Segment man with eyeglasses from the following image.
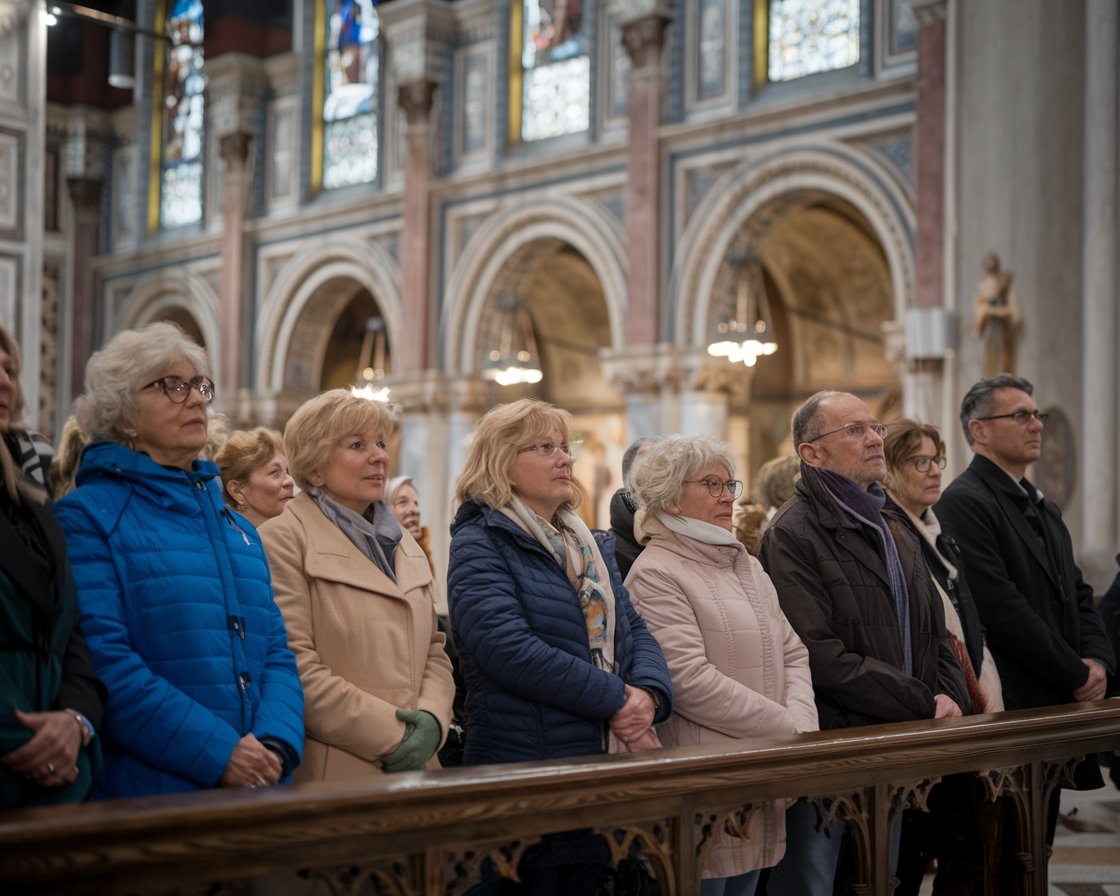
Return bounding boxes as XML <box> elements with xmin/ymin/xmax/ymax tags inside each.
<box><xmin>756</xmin><ymin>390</ymin><xmax>970</xmax><ymax>896</ymax></box>
<box><xmin>935</xmin><ymin>374</ymin><xmax>1115</xmax><ymax>840</ymax></box>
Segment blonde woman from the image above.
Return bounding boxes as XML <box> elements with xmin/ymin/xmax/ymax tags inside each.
<box><xmin>448</xmin><ymin>398</ymin><xmax>671</xmax><ymax>894</ymax></box>
<box><xmin>260</xmin><ymin>390</ymin><xmax>453</xmax><ymax>781</ymax></box>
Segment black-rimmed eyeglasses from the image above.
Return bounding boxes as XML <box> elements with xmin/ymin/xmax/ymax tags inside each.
<box><xmin>809</xmin><ymin>422</ymin><xmax>889</xmax><ymax>443</ymax></box>
<box><xmin>683</xmin><ymin>477</ymin><xmax>743</xmax><ymax>499</ymax></box>
<box><xmin>142</xmin><ymin>375</ymin><xmax>216</xmax><ymax>404</ymax></box>
<box><xmin>906</xmin><ymin>455</ymin><xmax>947</xmax><ymax>473</ymax></box>
<box><xmin>975</xmin><ymin>410</ymin><xmax>1048</xmax><ymax>425</ymax></box>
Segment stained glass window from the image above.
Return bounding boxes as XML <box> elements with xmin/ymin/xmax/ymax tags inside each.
<box><xmin>520</xmin><ymin>0</ymin><xmax>590</xmax><ymax>142</ymax></box>
<box><xmin>324</xmin><ymin>0</ymin><xmax>379</xmax><ymax>189</ymax></box>
<box><xmin>768</xmin><ymin>0</ymin><xmax>860</xmax><ymax>82</ymax></box>
<box><xmin>160</xmin><ymin>0</ymin><xmax>204</xmax><ymax>228</ymax></box>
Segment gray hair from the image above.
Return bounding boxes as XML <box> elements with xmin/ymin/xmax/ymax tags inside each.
<box><xmin>791</xmin><ymin>390</ymin><xmax>841</xmax><ymax>446</ymax></box>
<box><xmin>621</xmin><ymin>436</ymin><xmax>660</xmax><ymax>489</ymax></box>
<box><xmin>628</xmin><ymin>434</ymin><xmax>735</xmax><ymax>517</ymax></box>
<box><xmin>959</xmin><ymin>373</ymin><xmax>1034</xmax><ymax>445</ymax></box>
<box><xmin>74</xmin><ymin>321</ymin><xmax>211</xmax><ymax>444</ymax></box>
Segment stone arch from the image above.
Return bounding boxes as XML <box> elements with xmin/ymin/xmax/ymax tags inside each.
<box><xmin>670</xmin><ymin>142</ymin><xmax>916</xmax><ymax>351</ymax></box>
<box><xmin>440</xmin><ymin>196</ymin><xmax>628</xmax><ymax>377</ymax></box>
<box><xmin>114</xmin><ymin>271</ymin><xmax>220</xmax><ymax>377</ymax></box>
<box><xmin>256</xmin><ymin>238</ymin><xmax>403</xmax><ymax>393</ymax></box>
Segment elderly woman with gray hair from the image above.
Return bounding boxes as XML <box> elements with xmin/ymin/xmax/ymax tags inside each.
<box><xmin>259</xmin><ymin>390</ymin><xmax>454</xmax><ymax>782</ymax></box>
<box><xmin>625</xmin><ymin>434</ymin><xmax>818</xmax><ymax>896</ymax></box>
<box><xmin>53</xmin><ymin>321</ymin><xmax>304</xmax><ymax>798</ymax></box>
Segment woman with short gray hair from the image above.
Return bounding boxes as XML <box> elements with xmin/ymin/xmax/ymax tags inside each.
<box><xmin>54</xmin><ymin>321</ymin><xmax>304</xmax><ymax>798</ymax></box>
<box><xmin>626</xmin><ymin>434</ymin><xmax>818</xmax><ymax>896</ymax></box>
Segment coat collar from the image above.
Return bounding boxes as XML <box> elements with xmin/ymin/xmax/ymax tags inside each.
<box><xmin>288</xmin><ymin>492</ymin><xmax>432</xmax><ymax>597</ymax></box>
<box><xmin>966</xmin><ymin>454</ymin><xmax>1061</xmax><ymax>590</ymax></box>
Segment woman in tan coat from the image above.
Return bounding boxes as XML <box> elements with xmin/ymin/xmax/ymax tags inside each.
<box><xmin>625</xmin><ymin>435</ymin><xmax>818</xmax><ymax>896</ymax></box>
<box><xmin>260</xmin><ymin>390</ymin><xmax>454</xmax><ymax>782</ymax></box>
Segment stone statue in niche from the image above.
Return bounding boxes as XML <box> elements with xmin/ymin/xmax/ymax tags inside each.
<box><xmin>972</xmin><ymin>252</ymin><xmax>1021</xmax><ymax>376</ymax></box>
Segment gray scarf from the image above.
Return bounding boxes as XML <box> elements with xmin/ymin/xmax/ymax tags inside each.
<box><xmin>308</xmin><ymin>488</ymin><xmax>401</xmax><ymax>583</ymax></box>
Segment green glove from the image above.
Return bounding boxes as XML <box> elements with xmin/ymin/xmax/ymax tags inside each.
<box><xmin>381</xmin><ymin>709</ymin><xmax>441</xmax><ymax>773</ymax></box>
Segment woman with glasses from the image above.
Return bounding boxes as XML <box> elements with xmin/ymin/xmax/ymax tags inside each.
<box><xmin>625</xmin><ymin>435</ymin><xmax>818</xmax><ymax>896</ymax></box>
<box><xmin>448</xmin><ymin>398</ymin><xmax>671</xmax><ymax>895</ymax></box>
<box><xmin>54</xmin><ymin>322</ymin><xmax>304</xmax><ymax>798</ymax></box>
<box><xmin>259</xmin><ymin>391</ymin><xmax>454</xmax><ymax>782</ymax></box>
<box><xmin>882</xmin><ymin>418</ymin><xmax>1003</xmax><ymax>896</ymax></box>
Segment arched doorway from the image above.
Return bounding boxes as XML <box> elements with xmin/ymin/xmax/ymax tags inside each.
<box><xmin>474</xmin><ymin>238</ymin><xmax>623</xmax><ymax>528</ymax></box>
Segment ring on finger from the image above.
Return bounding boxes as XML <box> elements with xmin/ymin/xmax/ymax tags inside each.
<box><xmin>46</xmin><ymin>762</ymin><xmax>55</xmax><ymax>774</ymax></box>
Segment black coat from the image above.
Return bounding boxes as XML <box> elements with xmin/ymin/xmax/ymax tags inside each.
<box><xmin>935</xmin><ymin>454</ymin><xmax>1115</xmax><ymax>711</ymax></box>
<box><xmin>758</xmin><ymin>475</ymin><xmax>970</xmax><ymax>730</ymax></box>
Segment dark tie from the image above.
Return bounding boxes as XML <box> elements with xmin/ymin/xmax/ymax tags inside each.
<box><xmin>1019</xmin><ymin>479</ymin><xmax>1047</xmax><ymax>542</ymax></box>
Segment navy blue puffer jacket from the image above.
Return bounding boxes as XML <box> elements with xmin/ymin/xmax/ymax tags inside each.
<box><xmin>448</xmin><ymin>500</ymin><xmax>671</xmax><ymax>765</ymax></box>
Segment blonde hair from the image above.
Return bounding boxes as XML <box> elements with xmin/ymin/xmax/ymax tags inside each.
<box><xmin>0</xmin><ymin>325</ymin><xmax>34</xmax><ymax>505</ymax></box>
<box><xmin>284</xmin><ymin>390</ymin><xmax>400</xmax><ymax>492</ymax></box>
<box><xmin>215</xmin><ymin>427</ymin><xmax>285</xmax><ymax>508</ymax></box>
<box><xmin>49</xmin><ymin>416</ymin><xmax>90</xmax><ymax>500</ymax></box>
<box><xmin>628</xmin><ymin>434</ymin><xmax>735</xmax><ymax>517</ymax></box>
<box><xmin>454</xmin><ymin>398</ymin><xmax>581</xmax><ymax>516</ymax></box>
<box><xmin>74</xmin><ymin>321</ymin><xmax>211</xmax><ymax>444</ymax></box>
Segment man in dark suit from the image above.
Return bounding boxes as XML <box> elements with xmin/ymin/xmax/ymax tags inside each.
<box><xmin>936</xmin><ymin>373</ymin><xmax>1115</xmax><ymax>838</ymax></box>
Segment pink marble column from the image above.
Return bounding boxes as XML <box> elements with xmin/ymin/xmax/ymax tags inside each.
<box><xmin>621</xmin><ymin>11</ymin><xmax>670</xmax><ymax>345</ymax></box>
<box><xmin>218</xmin><ymin>131</ymin><xmax>251</xmax><ymax>400</ymax></box>
<box><xmin>913</xmin><ymin>0</ymin><xmax>947</xmax><ymax>309</ymax></box>
<box><xmin>66</xmin><ymin>176</ymin><xmax>103</xmax><ymax>398</ymax></box>
<box><xmin>398</xmin><ymin>80</ymin><xmax>438</xmax><ymax>373</ymax></box>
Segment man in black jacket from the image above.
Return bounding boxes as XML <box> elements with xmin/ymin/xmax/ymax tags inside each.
<box><xmin>936</xmin><ymin>373</ymin><xmax>1115</xmax><ymax>838</ymax></box>
<box><xmin>757</xmin><ymin>390</ymin><xmax>969</xmax><ymax>895</ymax></box>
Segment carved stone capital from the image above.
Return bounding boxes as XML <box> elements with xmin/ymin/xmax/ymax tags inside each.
<box><xmin>64</xmin><ymin>118</ymin><xmax>108</xmax><ymax>182</ymax></box>
<box><xmin>398</xmin><ymin>79</ymin><xmax>439</xmax><ymax>125</ymax></box>
<box><xmin>910</xmin><ymin>0</ymin><xmax>948</xmax><ymax>27</ymax></box>
<box><xmin>620</xmin><ymin>10</ymin><xmax>672</xmax><ymax>69</ymax></box>
<box><xmin>65</xmin><ymin>176</ymin><xmax>103</xmax><ymax>211</ymax></box>
<box><xmin>219</xmin><ymin>131</ymin><xmax>252</xmax><ymax>166</ymax></box>
<box><xmin>389</xmin><ymin>372</ymin><xmax>490</xmax><ymax>416</ymax></box>
<box><xmin>380</xmin><ymin>0</ymin><xmax>456</xmax><ymax>85</ymax></box>
<box><xmin>205</xmin><ymin>53</ymin><xmax>269</xmax><ymax>141</ymax></box>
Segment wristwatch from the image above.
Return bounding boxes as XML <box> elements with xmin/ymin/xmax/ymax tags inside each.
<box><xmin>66</xmin><ymin>709</ymin><xmax>95</xmax><ymax>748</ymax></box>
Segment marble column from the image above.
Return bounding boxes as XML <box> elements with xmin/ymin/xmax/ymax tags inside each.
<box><xmin>906</xmin><ymin>0</ymin><xmax>953</xmax><ymax>438</ymax></box>
<box><xmin>207</xmin><ymin>53</ymin><xmax>266</xmax><ymax>419</ymax></box>
<box><xmin>65</xmin><ymin>176</ymin><xmax>103</xmax><ymax>400</ymax></box>
<box><xmin>619</xmin><ymin>2</ymin><xmax>671</xmax><ymax>347</ymax></box>
<box><xmin>1079</xmin><ymin>0</ymin><xmax>1119</xmax><ymax>586</ymax></box>
<box><xmin>0</xmin><ymin>1</ymin><xmax>46</xmax><ymax>426</ymax></box>
<box><xmin>398</xmin><ymin>79</ymin><xmax>438</xmax><ymax>373</ymax></box>
<box><xmin>218</xmin><ymin>130</ymin><xmax>251</xmax><ymax>410</ymax></box>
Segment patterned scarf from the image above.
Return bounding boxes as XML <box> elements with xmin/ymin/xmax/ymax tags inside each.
<box><xmin>802</xmin><ymin>463</ymin><xmax>913</xmax><ymax>676</ymax></box>
<box><xmin>501</xmin><ymin>498</ymin><xmax>617</xmax><ymax>674</ymax></box>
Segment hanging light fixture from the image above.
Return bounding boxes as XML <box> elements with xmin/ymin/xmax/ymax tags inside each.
<box><xmin>108</xmin><ymin>28</ymin><xmax>136</xmax><ymax>90</ymax></box>
<box><xmin>707</xmin><ymin>250</ymin><xmax>778</xmax><ymax>367</ymax></box>
<box><xmin>351</xmin><ymin>317</ymin><xmax>391</xmax><ymax>401</ymax></box>
<box><xmin>481</xmin><ymin>296</ymin><xmax>543</xmax><ymax>386</ymax></box>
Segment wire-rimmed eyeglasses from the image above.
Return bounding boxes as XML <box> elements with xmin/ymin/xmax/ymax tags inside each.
<box><xmin>809</xmin><ymin>422</ymin><xmax>890</xmax><ymax>443</ymax></box>
<box><xmin>141</xmin><ymin>375</ymin><xmax>216</xmax><ymax>404</ymax></box>
<box><xmin>683</xmin><ymin>477</ymin><xmax>744</xmax><ymax>499</ymax></box>
<box><xmin>975</xmin><ymin>410</ymin><xmax>1049</xmax><ymax>425</ymax></box>
<box><xmin>518</xmin><ymin>441</ymin><xmax>578</xmax><ymax>462</ymax></box>
<box><xmin>906</xmin><ymin>455</ymin><xmax>947</xmax><ymax>473</ymax></box>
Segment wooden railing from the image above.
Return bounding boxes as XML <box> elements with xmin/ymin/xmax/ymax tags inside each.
<box><xmin>1</xmin><ymin>701</ymin><xmax>1118</xmax><ymax>896</ymax></box>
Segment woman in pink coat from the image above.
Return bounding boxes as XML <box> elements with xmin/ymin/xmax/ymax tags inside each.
<box><xmin>625</xmin><ymin>435</ymin><xmax>818</xmax><ymax>896</ymax></box>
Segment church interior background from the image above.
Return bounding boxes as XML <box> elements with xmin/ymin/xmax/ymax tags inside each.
<box><xmin>1</xmin><ymin>0</ymin><xmax>1118</xmax><ymax>599</ymax></box>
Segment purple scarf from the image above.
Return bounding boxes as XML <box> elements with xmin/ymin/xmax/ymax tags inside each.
<box><xmin>802</xmin><ymin>463</ymin><xmax>913</xmax><ymax>675</ymax></box>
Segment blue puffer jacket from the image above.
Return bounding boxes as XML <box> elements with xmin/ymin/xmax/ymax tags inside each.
<box><xmin>448</xmin><ymin>500</ymin><xmax>672</xmax><ymax>765</ymax></box>
<box><xmin>54</xmin><ymin>442</ymin><xmax>304</xmax><ymax>797</ymax></box>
